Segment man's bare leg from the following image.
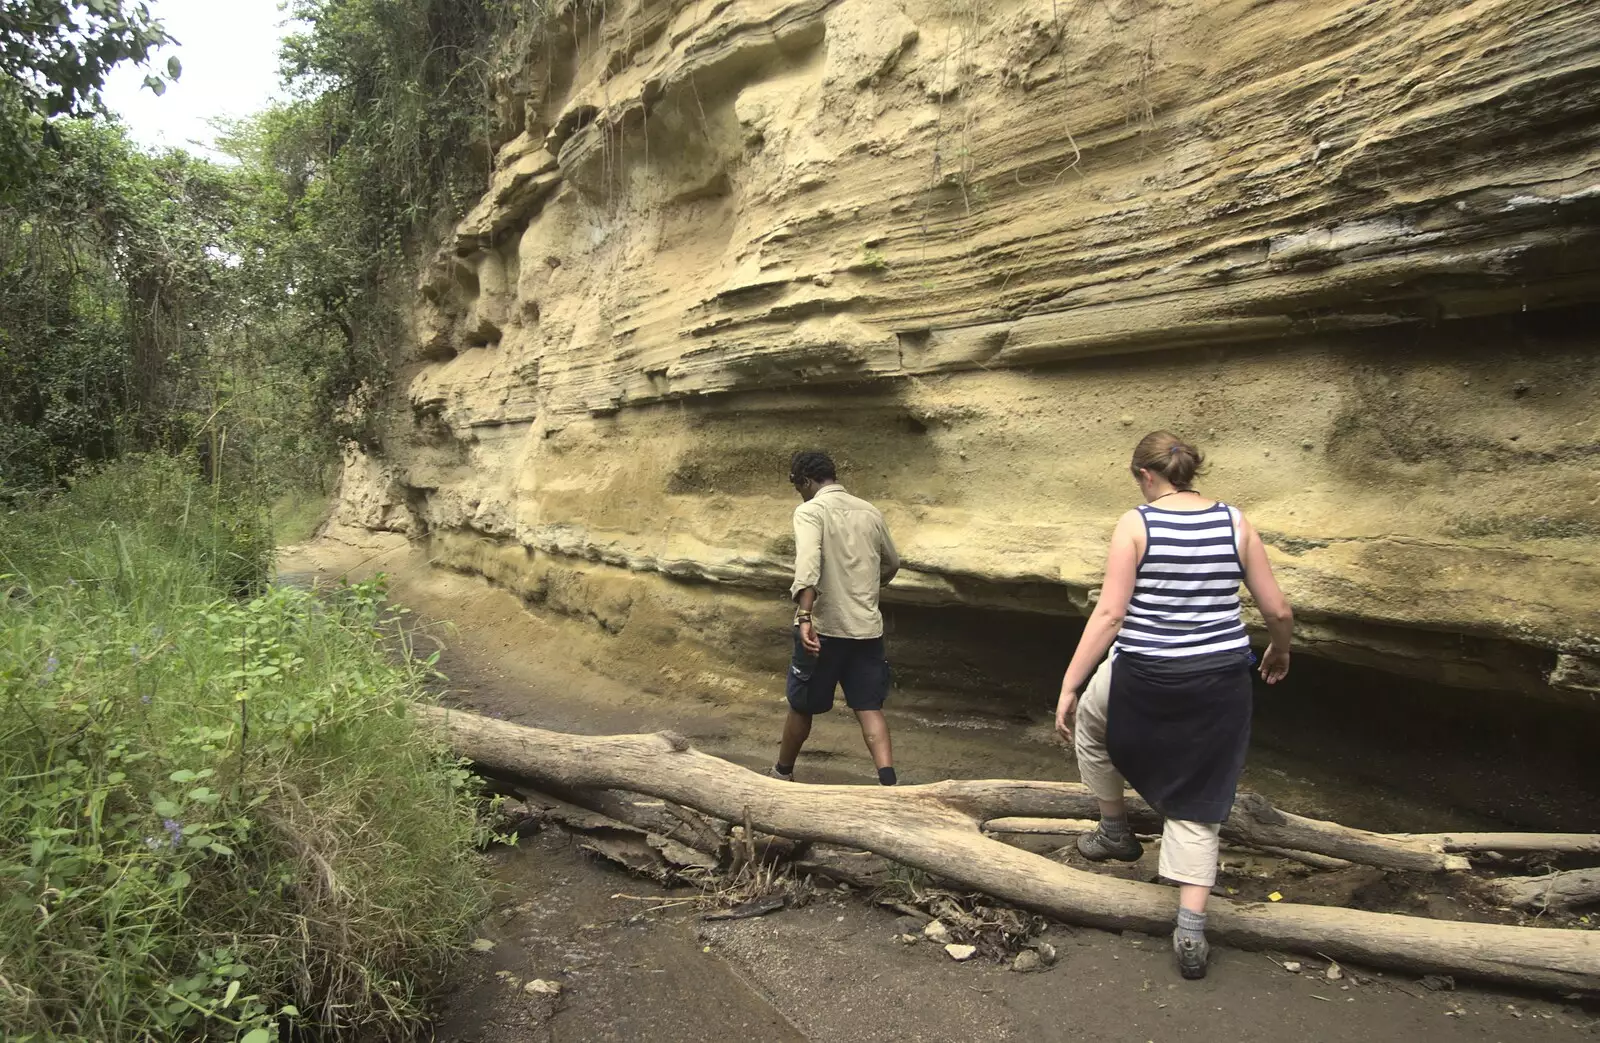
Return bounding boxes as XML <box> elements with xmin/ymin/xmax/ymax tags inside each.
<box><xmin>855</xmin><ymin>709</ymin><xmax>894</xmax><ymax>771</ymax></box>
<box><xmin>775</xmin><ymin>711</ymin><xmax>812</xmax><ymax>776</ymax></box>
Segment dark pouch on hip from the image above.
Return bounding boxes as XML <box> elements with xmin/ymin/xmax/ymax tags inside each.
<box><xmin>789</xmin><ymin>625</ymin><xmax>817</xmax><ymax>680</ymax></box>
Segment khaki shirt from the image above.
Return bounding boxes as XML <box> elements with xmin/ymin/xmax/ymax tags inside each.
<box><xmin>790</xmin><ymin>484</ymin><xmax>900</xmax><ymax>639</ymax></box>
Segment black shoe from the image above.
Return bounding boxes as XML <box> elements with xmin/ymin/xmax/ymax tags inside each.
<box><xmin>1076</xmin><ymin>827</ymin><xmax>1144</xmax><ymax>862</ymax></box>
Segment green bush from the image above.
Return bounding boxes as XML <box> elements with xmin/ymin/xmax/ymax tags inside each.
<box><xmin>0</xmin><ymin>457</ymin><xmax>490</xmax><ymax>1041</ymax></box>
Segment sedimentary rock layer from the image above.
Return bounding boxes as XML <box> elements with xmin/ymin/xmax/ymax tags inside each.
<box><xmin>339</xmin><ymin>0</ymin><xmax>1600</xmax><ymax>703</ymax></box>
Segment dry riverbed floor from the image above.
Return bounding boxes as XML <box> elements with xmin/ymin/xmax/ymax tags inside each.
<box><xmin>436</xmin><ymin>830</ymin><xmax>1593</xmax><ymax>1043</ymax></box>
<box><xmin>279</xmin><ymin>535</ymin><xmax>1599</xmax><ymax>1042</ymax></box>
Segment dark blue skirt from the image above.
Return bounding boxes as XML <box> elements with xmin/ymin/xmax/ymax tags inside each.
<box><xmin>1105</xmin><ymin>649</ymin><xmax>1253</xmax><ymax>823</ymax></box>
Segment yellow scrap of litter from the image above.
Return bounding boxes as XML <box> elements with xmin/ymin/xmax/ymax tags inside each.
<box><xmin>1268</xmin><ymin>891</ymin><xmax>1284</xmax><ymax>902</ymax></box>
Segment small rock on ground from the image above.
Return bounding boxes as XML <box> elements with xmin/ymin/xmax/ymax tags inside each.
<box><xmin>1012</xmin><ymin>950</ymin><xmax>1042</xmax><ymax>973</ymax></box>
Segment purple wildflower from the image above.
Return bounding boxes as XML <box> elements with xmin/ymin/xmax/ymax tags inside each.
<box><xmin>38</xmin><ymin>655</ymin><xmax>58</xmax><ymax>686</ymax></box>
<box><xmin>141</xmin><ymin>694</ymin><xmax>152</xmax><ymax>705</ymax></box>
<box><xmin>162</xmin><ymin>818</ymin><xmax>183</xmax><ymax>850</ymax></box>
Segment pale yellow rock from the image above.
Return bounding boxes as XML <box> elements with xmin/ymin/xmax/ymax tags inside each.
<box><xmin>341</xmin><ymin>0</ymin><xmax>1600</xmax><ymax>703</ymax></box>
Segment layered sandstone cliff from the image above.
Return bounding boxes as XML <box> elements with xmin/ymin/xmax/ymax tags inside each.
<box><xmin>335</xmin><ymin>0</ymin><xmax>1600</xmax><ymax>705</ymax></box>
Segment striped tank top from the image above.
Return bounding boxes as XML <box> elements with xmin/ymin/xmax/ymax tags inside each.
<box><xmin>1113</xmin><ymin>501</ymin><xmax>1250</xmax><ymax>659</ymax></box>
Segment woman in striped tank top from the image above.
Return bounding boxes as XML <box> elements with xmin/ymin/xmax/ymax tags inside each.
<box><xmin>1054</xmin><ymin>431</ymin><xmax>1294</xmax><ymax>980</ymax></box>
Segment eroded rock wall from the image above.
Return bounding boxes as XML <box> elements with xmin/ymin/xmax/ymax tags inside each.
<box><xmin>338</xmin><ymin>0</ymin><xmax>1600</xmax><ymax>704</ymax></box>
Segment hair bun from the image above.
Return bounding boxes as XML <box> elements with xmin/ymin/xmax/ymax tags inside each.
<box><xmin>1132</xmin><ymin>431</ymin><xmax>1205</xmax><ymax>490</ymax></box>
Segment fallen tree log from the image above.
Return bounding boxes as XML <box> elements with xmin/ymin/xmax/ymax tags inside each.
<box><xmin>1394</xmin><ymin>832</ymin><xmax>1600</xmax><ymax>856</ymax></box>
<box><xmin>418</xmin><ymin>706</ymin><xmax>1600</xmax><ymax>995</ymax></box>
<box><xmin>982</xmin><ymin>817</ymin><xmax>1352</xmax><ymax>871</ymax></box>
<box><xmin>1488</xmin><ymin>869</ymin><xmax>1600</xmax><ymax>912</ymax></box>
<box><xmin>935</xmin><ymin>783</ymin><xmax>1466</xmax><ymax>873</ymax></box>
<box><xmin>511</xmin><ymin>788</ymin><xmax>720</xmax><ymax>881</ymax></box>
<box><xmin>1248</xmin><ymin>846</ymin><xmax>1354</xmax><ymax>872</ymax></box>
<box><xmin>983</xmin><ymin>817</ymin><xmax>1100</xmax><ymax>835</ymax></box>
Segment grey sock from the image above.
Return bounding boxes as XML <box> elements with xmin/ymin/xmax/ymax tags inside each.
<box><xmin>1175</xmin><ymin>907</ymin><xmax>1207</xmax><ymax>944</ymax></box>
<box><xmin>1100</xmin><ymin>813</ymin><xmax>1131</xmax><ymax>840</ymax></box>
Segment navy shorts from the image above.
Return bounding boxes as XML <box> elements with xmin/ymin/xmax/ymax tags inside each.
<box><xmin>786</xmin><ymin>628</ymin><xmax>891</xmax><ymax>714</ymax></box>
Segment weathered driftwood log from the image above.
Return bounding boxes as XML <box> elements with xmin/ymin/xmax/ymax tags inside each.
<box><xmin>1247</xmin><ymin>846</ymin><xmax>1354</xmax><ymax>872</ymax></box>
<box><xmin>983</xmin><ymin>817</ymin><xmax>1352</xmax><ymax>871</ymax></box>
<box><xmin>419</xmin><ymin>707</ymin><xmax>1600</xmax><ymax>995</ymax></box>
<box><xmin>1488</xmin><ymin>869</ymin><xmax>1600</xmax><ymax>912</ymax></box>
<box><xmin>983</xmin><ymin>817</ymin><xmax>1101</xmax><ymax>835</ymax></box>
<box><xmin>1394</xmin><ymin>833</ymin><xmax>1600</xmax><ymax>856</ymax></box>
<box><xmin>511</xmin><ymin>788</ymin><xmax>720</xmax><ymax>881</ymax></box>
<box><xmin>937</xmin><ymin>783</ymin><xmax>1467</xmax><ymax>872</ymax></box>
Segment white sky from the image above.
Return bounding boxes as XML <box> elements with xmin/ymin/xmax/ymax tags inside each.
<box><xmin>102</xmin><ymin>0</ymin><xmax>295</xmax><ymax>158</ymax></box>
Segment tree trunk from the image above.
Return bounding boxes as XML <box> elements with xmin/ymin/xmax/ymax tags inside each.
<box><xmin>418</xmin><ymin>707</ymin><xmax>1600</xmax><ymax>995</ymax></box>
<box><xmin>1488</xmin><ymin>869</ymin><xmax>1600</xmax><ymax>912</ymax></box>
<box><xmin>1395</xmin><ymin>833</ymin><xmax>1600</xmax><ymax>856</ymax></box>
<box><xmin>983</xmin><ymin>817</ymin><xmax>1101</xmax><ymax>835</ymax></box>
<box><xmin>938</xmin><ymin>783</ymin><xmax>1466</xmax><ymax>872</ymax></box>
<box><xmin>1247</xmin><ymin>846</ymin><xmax>1353</xmax><ymax>871</ymax></box>
<box><xmin>983</xmin><ymin>817</ymin><xmax>1353</xmax><ymax>870</ymax></box>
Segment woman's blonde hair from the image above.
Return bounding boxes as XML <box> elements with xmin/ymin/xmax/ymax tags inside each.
<box><xmin>1131</xmin><ymin>430</ymin><xmax>1204</xmax><ymax>490</ymax></box>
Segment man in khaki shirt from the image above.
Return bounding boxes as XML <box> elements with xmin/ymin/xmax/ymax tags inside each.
<box><xmin>770</xmin><ymin>451</ymin><xmax>901</xmax><ymax>785</ymax></box>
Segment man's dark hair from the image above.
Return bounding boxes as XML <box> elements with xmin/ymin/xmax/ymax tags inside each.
<box><xmin>789</xmin><ymin>450</ymin><xmax>837</xmax><ymax>484</ymax></box>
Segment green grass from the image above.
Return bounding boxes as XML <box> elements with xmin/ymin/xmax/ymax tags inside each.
<box><xmin>270</xmin><ymin>488</ymin><xmax>331</xmax><ymax>545</ymax></box>
<box><xmin>0</xmin><ymin>456</ymin><xmax>490</xmax><ymax>1042</ymax></box>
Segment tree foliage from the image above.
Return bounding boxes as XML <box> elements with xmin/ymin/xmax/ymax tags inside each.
<box><xmin>0</xmin><ymin>0</ymin><xmax>179</xmax><ymax>181</ymax></box>
<box><xmin>0</xmin><ymin>4</ymin><xmax>543</xmax><ymax>1036</ymax></box>
<box><xmin>0</xmin><ymin>0</ymin><xmax>531</xmax><ymax>492</ymax></box>
<box><xmin>0</xmin><ymin>0</ymin><xmax>173</xmax><ymax>116</ymax></box>
<box><xmin>0</xmin><ymin>123</ymin><xmax>289</xmax><ymax>495</ymax></box>
<box><xmin>259</xmin><ymin>0</ymin><xmax>511</xmax><ymax>442</ymax></box>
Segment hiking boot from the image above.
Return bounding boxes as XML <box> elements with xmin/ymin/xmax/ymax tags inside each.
<box><xmin>1076</xmin><ymin>826</ymin><xmax>1143</xmax><ymax>863</ymax></box>
<box><xmin>766</xmin><ymin>766</ymin><xmax>795</xmax><ymax>782</ymax></box>
<box><xmin>1173</xmin><ymin>929</ymin><xmax>1209</xmax><ymax>980</ymax></box>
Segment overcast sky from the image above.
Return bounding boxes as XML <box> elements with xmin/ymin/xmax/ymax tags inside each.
<box><xmin>102</xmin><ymin>0</ymin><xmax>295</xmax><ymax>158</ymax></box>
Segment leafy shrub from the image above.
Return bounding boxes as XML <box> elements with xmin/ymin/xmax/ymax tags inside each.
<box><xmin>0</xmin><ymin>456</ymin><xmax>489</xmax><ymax>1041</ymax></box>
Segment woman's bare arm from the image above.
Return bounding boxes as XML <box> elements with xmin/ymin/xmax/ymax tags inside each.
<box><xmin>1237</xmin><ymin>512</ymin><xmax>1293</xmax><ymax>683</ymax></box>
<box><xmin>1055</xmin><ymin>510</ymin><xmax>1141</xmax><ymax>740</ymax></box>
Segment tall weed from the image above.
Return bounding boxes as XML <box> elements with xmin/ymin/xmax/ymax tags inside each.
<box><xmin>0</xmin><ymin>456</ymin><xmax>489</xmax><ymax>1041</ymax></box>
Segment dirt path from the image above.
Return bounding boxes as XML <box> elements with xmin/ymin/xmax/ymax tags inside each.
<box><xmin>278</xmin><ymin>535</ymin><xmax>1599</xmax><ymax>1041</ymax></box>
<box><xmin>437</xmin><ymin>829</ymin><xmax>1593</xmax><ymax>1043</ymax></box>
